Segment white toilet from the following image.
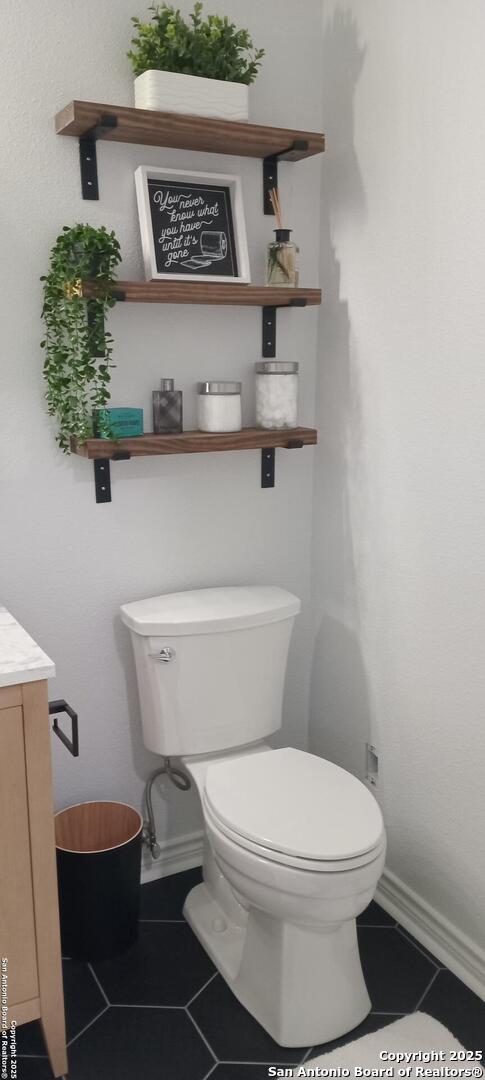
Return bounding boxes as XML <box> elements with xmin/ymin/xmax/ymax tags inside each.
<box><xmin>121</xmin><ymin>586</ymin><xmax>386</xmax><ymax>1048</ymax></box>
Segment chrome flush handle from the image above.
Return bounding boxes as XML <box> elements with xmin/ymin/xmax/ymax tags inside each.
<box><xmin>149</xmin><ymin>646</ymin><xmax>176</xmax><ymax>662</ymax></box>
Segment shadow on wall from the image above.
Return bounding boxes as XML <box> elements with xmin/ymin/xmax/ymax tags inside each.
<box><xmin>309</xmin><ymin>8</ymin><xmax>371</xmax><ymax>781</ymax></box>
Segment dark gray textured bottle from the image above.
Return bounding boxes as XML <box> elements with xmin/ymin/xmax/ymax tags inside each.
<box><xmin>152</xmin><ymin>379</ymin><xmax>183</xmax><ymax>434</ymax></box>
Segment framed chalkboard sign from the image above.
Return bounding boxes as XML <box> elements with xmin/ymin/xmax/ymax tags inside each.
<box><xmin>135</xmin><ymin>166</ymin><xmax>250</xmax><ymax>284</ymax></box>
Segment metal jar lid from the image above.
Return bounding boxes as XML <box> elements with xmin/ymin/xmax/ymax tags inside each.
<box><xmin>197</xmin><ymin>381</ymin><xmax>242</xmax><ymax>395</ymax></box>
<box><xmin>254</xmin><ymin>362</ymin><xmax>299</xmax><ymax>374</ymax></box>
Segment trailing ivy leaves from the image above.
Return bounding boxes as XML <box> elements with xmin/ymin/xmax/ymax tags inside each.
<box><xmin>41</xmin><ymin>224</ymin><xmax>121</xmax><ymax>453</ymax></box>
<box><xmin>128</xmin><ymin>2</ymin><xmax>265</xmax><ymax>84</ymax></box>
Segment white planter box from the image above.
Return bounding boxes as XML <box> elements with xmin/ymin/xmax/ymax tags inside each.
<box><xmin>134</xmin><ymin>69</ymin><xmax>249</xmax><ymax>122</ymax></box>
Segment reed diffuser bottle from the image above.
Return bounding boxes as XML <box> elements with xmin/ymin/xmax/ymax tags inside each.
<box><xmin>266</xmin><ymin>188</ymin><xmax>299</xmax><ymax>287</ymax></box>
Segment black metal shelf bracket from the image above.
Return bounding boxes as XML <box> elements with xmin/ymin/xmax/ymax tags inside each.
<box><xmin>262</xmin><ymin>306</ymin><xmax>277</xmax><ymax>357</ymax></box>
<box><xmin>261</xmin><ymin>448</ymin><xmax>275</xmax><ymax>488</ymax></box>
<box><xmin>93</xmin><ymin>451</ymin><xmax>131</xmax><ymax>504</ymax></box>
<box><xmin>263</xmin><ymin>139</ymin><xmax>310</xmax><ymax>214</ymax></box>
<box><xmin>79</xmin><ymin>114</ymin><xmax>118</xmax><ymax>200</ymax></box>
<box><xmin>260</xmin><ymin>297</ymin><xmax>308</xmax><ymax>487</ymax></box>
<box><xmin>262</xmin><ymin>297</ymin><xmax>308</xmax><ymax>358</ymax></box>
<box><xmin>94</xmin><ymin>459</ymin><xmax>111</xmax><ymax>503</ymax></box>
<box><xmin>260</xmin><ymin>439</ymin><xmax>305</xmax><ymax>489</ymax></box>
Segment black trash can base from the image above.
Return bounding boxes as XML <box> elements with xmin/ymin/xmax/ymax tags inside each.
<box><xmin>55</xmin><ymin>801</ymin><xmax>143</xmax><ymax>962</ymax></box>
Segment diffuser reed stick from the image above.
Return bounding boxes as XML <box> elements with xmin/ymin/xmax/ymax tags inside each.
<box><xmin>266</xmin><ymin>188</ymin><xmax>299</xmax><ymax>287</ymax></box>
<box><xmin>269</xmin><ymin>187</ymin><xmax>283</xmax><ymax>228</ymax></box>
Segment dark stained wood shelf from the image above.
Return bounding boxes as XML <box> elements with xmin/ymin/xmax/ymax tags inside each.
<box><xmin>82</xmin><ymin>280</ymin><xmax>322</xmax><ymax>307</ymax></box>
<box><xmin>72</xmin><ymin>427</ymin><xmax>318</xmax><ymax>460</ymax></box>
<box><xmin>55</xmin><ymin>100</ymin><xmax>325</xmax><ymax>161</ymax></box>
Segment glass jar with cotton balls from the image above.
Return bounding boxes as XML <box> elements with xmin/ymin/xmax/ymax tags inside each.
<box><xmin>255</xmin><ymin>361</ymin><xmax>299</xmax><ymax>430</ymax></box>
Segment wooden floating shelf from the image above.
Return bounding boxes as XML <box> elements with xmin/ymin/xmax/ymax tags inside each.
<box><xmin>56</xmin><ymin>100</ymin><xmax>323</xmax><ymax>499</ymax></box>
<box><xmin>72</xmin><ymin>427</ymin><xmax>318</xmax><ymax>460</ymax></box>
<box><xmin>55</xmin><ymin>100</ymin><xmax>325</xmax><ymax>161</ymax></box>
<box><xmin>82</xmin><ymin>281</ymin><xmax>322</xmax><ymax>308</ymax></box>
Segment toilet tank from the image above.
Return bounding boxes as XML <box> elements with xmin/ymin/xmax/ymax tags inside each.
<box><xmin>120</xmin><ymin>586</ymin><xmax>300</xmax><ymax>756</ymax></box>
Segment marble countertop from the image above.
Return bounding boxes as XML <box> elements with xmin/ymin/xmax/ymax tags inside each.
<box><xmin>0</xmin><ymin>608</ymin><xmax>55</xmax><ymax>688</ymax></box>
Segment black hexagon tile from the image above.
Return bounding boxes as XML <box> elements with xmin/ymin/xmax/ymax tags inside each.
<box><xmin>357</xmin><ymin>901</ymin><xmax>396</xmax><ymax>927</ymax></box>
<box><xmin>189</xmin><ymin>974</ymin><xmax>307</xmax><ymax>1065</ymax></box>
<box><xmin>310</xmin><ymin>1011</ymin><xmax>404</xmax><ymax>1056</ymax></box>
<box><xmin>140</xmin><ymin>865</ymin><xmax>202</xmax><ymax>920</ymax></box>
<box><xmin>6</xmin><ymin>1056</ymin><xmax>57</xmax><ymax>1080</ymax></box>
<box><xmin>357</xmin><ymin>927</ymin><xmax>437</xmax><ymax>1013</ymax></box>
<box><xmin>396</xmin><ymin>925</ymin><xmax>444</xmax><ymax>967</ymax></box>
<box><xmin>66</xmin><ymin>1006</ymin><xmax>213</xmax><ymax>1080</ymax></box>
<box><xmin>13</xmin><ymin>872</ymin><xmax>485</xmax><ymax>1080</ymax></box>
<box><xmin>15</xmin><ymin>959</ymin><xmax>106</xmax><ymax>1055</ymax></box>
<box><xmin>92</xmin><ymin>922</ymin><xmax>215</xmax><ymax>1006</ymax></box>
<box><xmin>211</xmin><ymin>1067</ymin><xmax>276</xmax><ymax>1079</ymax></box>
<box><xmin>419</xmin><ymin>969</ymin><xmax>485</xmax><ymax>1054</ymax></box>
<box><xmin>13</xmin><ymin>1020</ymin><xmax>45</xmax><ymax>1058</ymax></box>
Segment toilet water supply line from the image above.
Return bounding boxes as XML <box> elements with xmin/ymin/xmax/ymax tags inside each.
<box><xmin>143</xmin><ymin>759</ymin><xmax>192</xmax><ymax>859</ymax></box>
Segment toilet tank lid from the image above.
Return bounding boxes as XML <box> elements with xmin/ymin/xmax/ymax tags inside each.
<box><xmin>120</xmin><ymin>586</ymin><xmax>301</xmax><ymax>636</ymax></box>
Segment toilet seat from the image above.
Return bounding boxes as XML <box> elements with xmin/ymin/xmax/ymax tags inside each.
<box><xmin>204</xmin><ymin>800</ymin><xmax>385</xmax><ymax>873</ymax></box>
<box><xmin>204</xmin><ymin>747</ymin><xmax>385</xmax><ymax>872</ymax></box>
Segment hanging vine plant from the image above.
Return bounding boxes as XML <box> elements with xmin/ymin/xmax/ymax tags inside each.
<box><xmin>41</xmin><ymin>224</ymin><xmax>122</xmax><ymax>452</ymax></box>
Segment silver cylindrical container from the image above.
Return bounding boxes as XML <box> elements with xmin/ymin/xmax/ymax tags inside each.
<box><xmin>255</xmin><ymin>362</ymin><xmax>299</xmax><ymax>430</ymax></box>
<box><xmin>197</xmin><ymin>381</ymin><xmax>242</xmax><ymax>433</ymax></box>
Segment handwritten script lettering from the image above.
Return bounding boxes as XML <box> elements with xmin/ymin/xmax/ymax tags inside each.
<box><xmin>148</xmin><ymin>179</ymin><xmax>237</xmax><ymax>274</ymax></box>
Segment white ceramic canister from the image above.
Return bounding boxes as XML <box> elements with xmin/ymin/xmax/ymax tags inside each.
<box><xmin>255</xmin><ymin>362</ymin><xmax>299</xmax><ymax>430</ymax></box>
<box><xmin>197</xmin><ymin>381</ymin><xmax>242</xmax><ymax>433</ymax></box>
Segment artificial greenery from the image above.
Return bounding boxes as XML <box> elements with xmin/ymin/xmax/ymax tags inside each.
<box><xmin>41</xmin><ymin>224</ymin><xmax>121</xmax><ymax>453</ymax></box>
<box><xmin>128</xmin><ymin>2</ymin><xmax>264</xmax><ymax>84</ymax></box>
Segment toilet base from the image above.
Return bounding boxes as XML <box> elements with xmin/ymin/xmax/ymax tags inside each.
<box><xmin>184</xmin><ymin>881</ymin><xmax>371</xmax><ymax>1048</ymax></box>
<box><xmin>184</xmin><ymin>882</ymin><xmax>246</xmax><ymax>983</ymax></box>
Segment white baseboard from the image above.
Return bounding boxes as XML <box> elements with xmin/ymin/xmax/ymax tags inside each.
<box><xmin>141</xmin><ymin>829</ymin><xmax>204</xmax><ymax>884</ymax></box>
<box><xmin>376</xmin><ymin>868</ymin><xmax>485</xmax><ymax>1002</ymax></box>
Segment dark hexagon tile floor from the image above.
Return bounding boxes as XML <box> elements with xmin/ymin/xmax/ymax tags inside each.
<box><xmin>210</xmin><ymin>1067</ymin><xmax>278</xmax><ymax>1079</ymax></box>
<box><xmin>15</xmin><ymin>872</ymin><xmax>485</xmax><ymax>1080</ymax></box>
<box><xmin>419</xmin><ymin>969</ymin><xmax>485</xmax><ymax>1054</ymax></box>
<box><xmin>357</xmin><ymin>926</ymin><xmax>437</xmax><ymax>1013</ymax></box>
<box><xmin>397</xmin><ymin>925</ymin><xmax>447</xmax><ymax>967</ymax></box>
<box><xmin>140</xmin><ymin>865</ymin><xmax>203</xmax><ymax>920</ymax></box>
<box><xmin>6</xmin><ymin>1058</ymin><xmax>56</xmax><ymax>1080</ymax></box>
<box><xmin>15</xmin><ymin>958</ymin><xmax>106</xmax><ymax>1055</ymax></box>
<box><xmin>67</xmin><ymin>1006</ymin><xmax>214</xmax><ymax>1080</ymax></box>
<box><xmin>309</xmin><ymin>1010</ymin><xmax>405</xmax><ymax>1056</ymax></box>
<box><xmin>357</xmin><ymin>900</ymin><xmax>396</xmax><ymax>927</ymax></box>
<box><xmin>92</xmin><ymin>921</ymin><xmax>215</xmax><ymax>1006</ymax></box>
<box><xmin>189</xmin><ymin>974</ymin><xmax>308</xmax><ymax>1065</ymax></box>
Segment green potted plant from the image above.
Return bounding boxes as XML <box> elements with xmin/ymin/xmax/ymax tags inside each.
<box><xmin>41</xmin><ymin>224</ymin><xmax>121</xmax><ymax>453</ymax></box>
<box><xmin>128</xmin><ymin>2</ymin><xmax>264</xmax><ymax>122</ymax></box>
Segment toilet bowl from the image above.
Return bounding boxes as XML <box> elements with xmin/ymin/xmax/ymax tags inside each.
<box><xmin>183</xmin><ymin>745</ymin><xmax>385</xmax><ymax>1047</ymax></box>
<box><xmin>120</xmin><ymin>585</ymin><xmax>386</xmax><ymax>1048</ymax></box>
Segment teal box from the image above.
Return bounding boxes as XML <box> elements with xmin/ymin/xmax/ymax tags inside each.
<box><xmin>95</xmin><ymin>408</ymin><xmax>144</xmax><ymax>439</ymax></box>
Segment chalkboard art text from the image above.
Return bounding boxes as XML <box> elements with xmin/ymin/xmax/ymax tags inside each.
<box><xmin>148</xmin><ymin>179</ymin><xmax>238</xmax><ymax>278</ymax></box>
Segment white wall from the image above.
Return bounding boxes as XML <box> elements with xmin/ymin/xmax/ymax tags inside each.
<box><xmin>5</xmin><ymin>0</ymin><xmax>483</xmax><ymax>968</ymax></box>
<box><xmin>312</xmin><ymin>0</ymin><xmax>485</xmax><ymax>953</ymax></box>
<box><xmin>1</xmin><ymin>0</ymin><xmax>323</xmax><ymax>847</ymax></box>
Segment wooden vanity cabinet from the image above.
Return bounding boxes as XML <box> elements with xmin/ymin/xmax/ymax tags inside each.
<box><xmin>0</xmin><ymin>679</ymin><xmax>67</xmax><ymax>1078</ymax></box>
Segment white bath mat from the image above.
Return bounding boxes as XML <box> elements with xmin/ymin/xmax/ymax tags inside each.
<box><xmin>300</xmin><ymin>1013</ymin><xmax>483</xmax><ymax>1077</ymax></box>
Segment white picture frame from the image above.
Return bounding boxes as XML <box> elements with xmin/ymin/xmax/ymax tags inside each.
<box><xmin>135</xmin><ymin>165</ymin><xmax>251</xmax><ymax>284</ymax></box>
